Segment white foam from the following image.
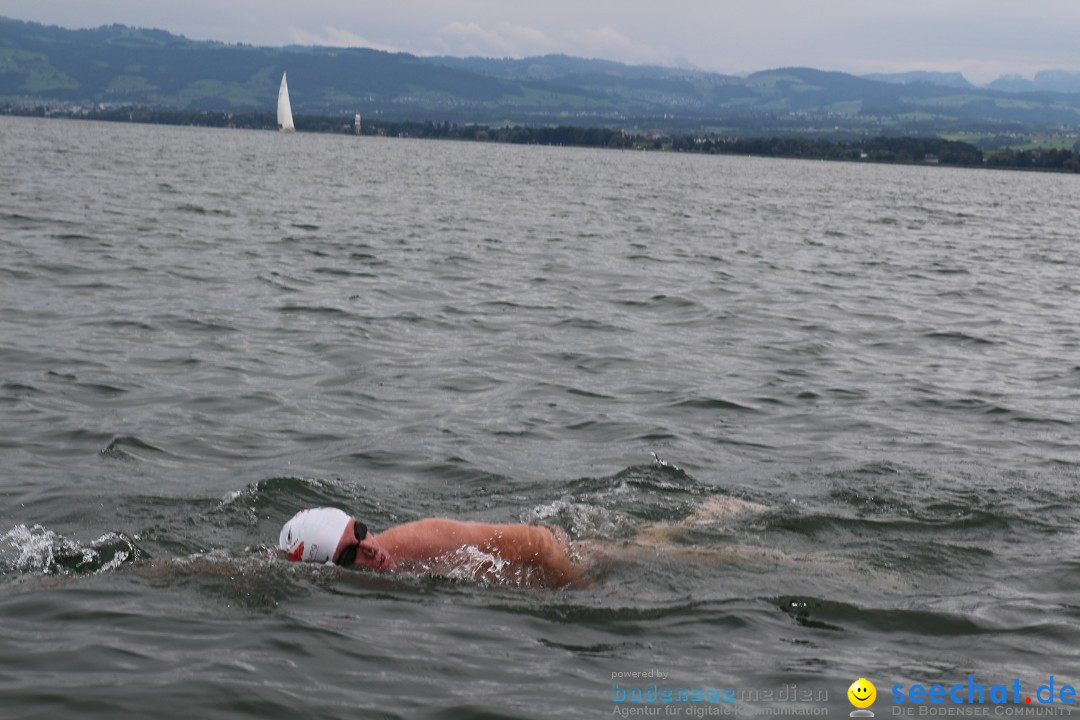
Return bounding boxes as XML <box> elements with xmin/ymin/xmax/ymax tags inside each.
<box><xmin>528</xmin><ymin>499</ymin><xmax>623</xmax><ymax>539</ymax></box>
<box><xmin>2</xmin><ymin>524</ymin><xmax>64</xmax><ymax>573</ymax></box>
<box><xmin>219</xmin><ymin>490</ymin><xmax>243</xmax><ymax>505</ymax></box>
<box><xmin>1</xmin><ymin>524</ymin><xmax>139</xmax><ymax>575</ymax></box>
<box><xmin>444</xmin><ymin>544</ymin><xmax>510</xmax><ymax>582</ymax></box>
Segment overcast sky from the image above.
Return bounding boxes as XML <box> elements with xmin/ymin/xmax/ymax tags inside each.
<box><xmin>6</xmin><ymin>1</ymin><xmax>1080</xmax><ymax>85</ymax></box>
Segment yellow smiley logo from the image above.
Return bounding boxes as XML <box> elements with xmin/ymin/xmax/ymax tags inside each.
<box><xmin>848</xmin><ymin>678</ymin><xmax>876</xmax><ymax>709</ymax></box>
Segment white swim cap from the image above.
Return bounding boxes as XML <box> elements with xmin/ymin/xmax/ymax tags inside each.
<box><xmin>279</xmin><ymin>507</ymin><xmax>352</xmax><ymax>563</ymax></box>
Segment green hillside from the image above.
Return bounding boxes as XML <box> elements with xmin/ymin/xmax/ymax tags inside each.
<box><xmin>0</xmin><ymin>18</ymin><xmax>527</xmax><ymax>112</ymax></box>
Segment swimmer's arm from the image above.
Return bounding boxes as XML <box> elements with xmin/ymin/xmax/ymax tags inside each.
<box><xmin>527</xmin><ymin>526</ymin><xmax>589</xmax><ymax>588</ymax></box>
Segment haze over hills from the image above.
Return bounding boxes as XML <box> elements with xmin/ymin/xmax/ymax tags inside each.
<box><xmin>4</xmin><ymin>16</ymin><xmax>1080</xmax><ymax>136</ymax></box>
<box><xmin>986</xmin><ymin>70</ymin><xmax>1080</xmax><ymax>94</ymax></box>
<box><xmin>860</xmin><ymin>72</ymin><xmax>975</xmax><ymax>90</ymax></box>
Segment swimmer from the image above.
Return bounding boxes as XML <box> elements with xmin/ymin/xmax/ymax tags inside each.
<box><xmin>279</xmin><ymin>496</ymin><xmax>786</xmax><ymax>589</ymax></box>
<box><xmin>279</xmin><ymin>508</ymin><xmax>587</xmax><ymax>588</ymax></box>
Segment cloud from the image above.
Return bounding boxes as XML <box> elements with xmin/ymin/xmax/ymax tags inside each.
<box><xmin>564</xmin><ymin>26</ymin><xmax>672</xmax><ymax>65</ymax></box>
<box><xmin>438</xmin><ymin>20</ymin><xmax>560</xmax><ymax>57</ymax></box>
<box><xmin>289</xmin><ymin>26</ymin><xmax>402</xmax><ymax>53</ymax></box>
<box><xmin>436</xmin><ymin>20</ymin><xmax>673</xmax><ymax>66</ymax></box>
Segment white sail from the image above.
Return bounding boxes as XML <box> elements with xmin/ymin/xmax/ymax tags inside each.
<box><xmin>277</xmin><ymin>72</ymin><xmax>295</xmax><ymax>132</ymax></box>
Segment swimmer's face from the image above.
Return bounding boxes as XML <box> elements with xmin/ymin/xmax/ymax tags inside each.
<box><xmin>335</xmin><ymin>517</ymin><xmax>393</xmax><ymax>571</ymax></box>
<box><xmin>847</xmin><ymin>679</ymin><xmax>876</xmax><ymax>709</ymax></box>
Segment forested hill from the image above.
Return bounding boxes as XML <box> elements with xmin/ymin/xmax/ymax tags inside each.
<box><xmin>0</xmin><ymin>18</ymin><xmax>514</xmax><ymax>113</ymax></box>
<box><xmin>4</xmin><ymin>16</ymin><xmax>1080</xmax><ymax>134</ymax></box>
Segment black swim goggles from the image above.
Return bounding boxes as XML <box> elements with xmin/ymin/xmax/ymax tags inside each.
<box><xmin>335</xmin><ymin>520</ymin><xmax>368</xmax><ymax>567</ymax></box>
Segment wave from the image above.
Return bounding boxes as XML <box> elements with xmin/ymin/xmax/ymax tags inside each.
<box><xmin>775</xmin><ymin>595</ymin><xmax>984</xmax><ymax>634</ymax></box>
<box><xmin>3</xmin><ymin>460</ymin><xmax>1076</xmax><ymax>617</ymax></box>
<box><xmin>923</xmin><ymin>330</ymin><xmax>996</xmax><ymax>345</ymax></box>
<box><xmin>99</xmin><ymin>435</ymin><xmax>173</xmax><ymax>463</ymax></box>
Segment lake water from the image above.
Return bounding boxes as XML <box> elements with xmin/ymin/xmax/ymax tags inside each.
<box><xmin>2</xmin><ymin>114</ymin><xmax>1080</xmax><ymax>719</ymax></box>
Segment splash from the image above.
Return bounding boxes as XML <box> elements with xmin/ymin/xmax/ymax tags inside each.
<box><xmin>650</xmin><ymin>451</ymin><xmax>681</xmax><ymax>471</ymax></box>
<box><xmin>1</xmin><ymin>524</ymin><xmax>143</xmax><ymax>576</ymax></box>
<box><xmin>421</xmin><ymin>544</ymin><xmax>547</xmax><ymax>588</ymax></box>
<box><xmin>528</xmin><ymin>499</ymin><xmax>628</xmax><ymax>539</ymax></box>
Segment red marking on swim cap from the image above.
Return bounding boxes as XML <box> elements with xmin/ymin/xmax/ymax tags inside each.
<box><xmin>286</xmin><ymin>542</ymin><xmax>305</xmax><ymax>562</ymax></box>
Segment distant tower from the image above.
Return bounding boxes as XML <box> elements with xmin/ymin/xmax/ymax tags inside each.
<box><xmin>354</xmin><ymin>113</ymin><xmax>362</xmax><ymax>136</ymax></box>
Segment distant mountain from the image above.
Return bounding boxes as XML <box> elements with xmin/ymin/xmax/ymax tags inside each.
<box><xmin>1034</xmin><ymin>70</ymin><xmax>1080</xmax><ymax>93</ymax></box>
<box><xmin>4</xmin><ymin>16</ymin><xmax>1080</xmax><ymax>134</ymax></box>
<box><xmin>862</xmin><ymin>71</ymin><xmax>974</xmax><ymax>90</ymax></box>
<box><xmin>987</xmin><ymin>70</ymin><xmax>1080</xmax><ymax>94</ymax></box>
<box><xmin>987</xmin><ymin>75</ymin><xmax>1037</xmax><ymax>93</ymax></box>
<box><xmin>428</xmin><ymin>54</ymin><xmax>741</xmax><ymax>84</ymax></box>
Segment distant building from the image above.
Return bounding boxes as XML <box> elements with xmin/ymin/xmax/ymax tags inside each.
<box><xmin>354</xmin><ymin>114</ymin><xmax>362</xmax><ymax>135</ymax></box>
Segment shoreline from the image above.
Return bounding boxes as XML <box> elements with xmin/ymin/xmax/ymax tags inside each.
<box><xmin>6</xmin><ymin>107</ymin><xmax>1080</xmax><ymax>175</ymax></box>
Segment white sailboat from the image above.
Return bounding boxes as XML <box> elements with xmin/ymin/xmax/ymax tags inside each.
<box><xmin>277</xmin><ymin>72</ymin><xmax>295</xmax><ymax>132</ymax></box>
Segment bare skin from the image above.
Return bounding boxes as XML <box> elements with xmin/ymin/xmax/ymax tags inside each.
<box><xmin>322</xmin><ymin>495</ymin><xmax>783</xmax><ymax>588</ymax></box>
<box><xmin>331</xmin><ymin>517</ymin><xmax>587</xmax><ymax>588</ymax></box>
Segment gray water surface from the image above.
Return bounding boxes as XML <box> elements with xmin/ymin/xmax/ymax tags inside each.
<box><xmin>2</xmin><ymin>115</ymin><xmax>1079</xmax><ymax>719</ymax></box>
